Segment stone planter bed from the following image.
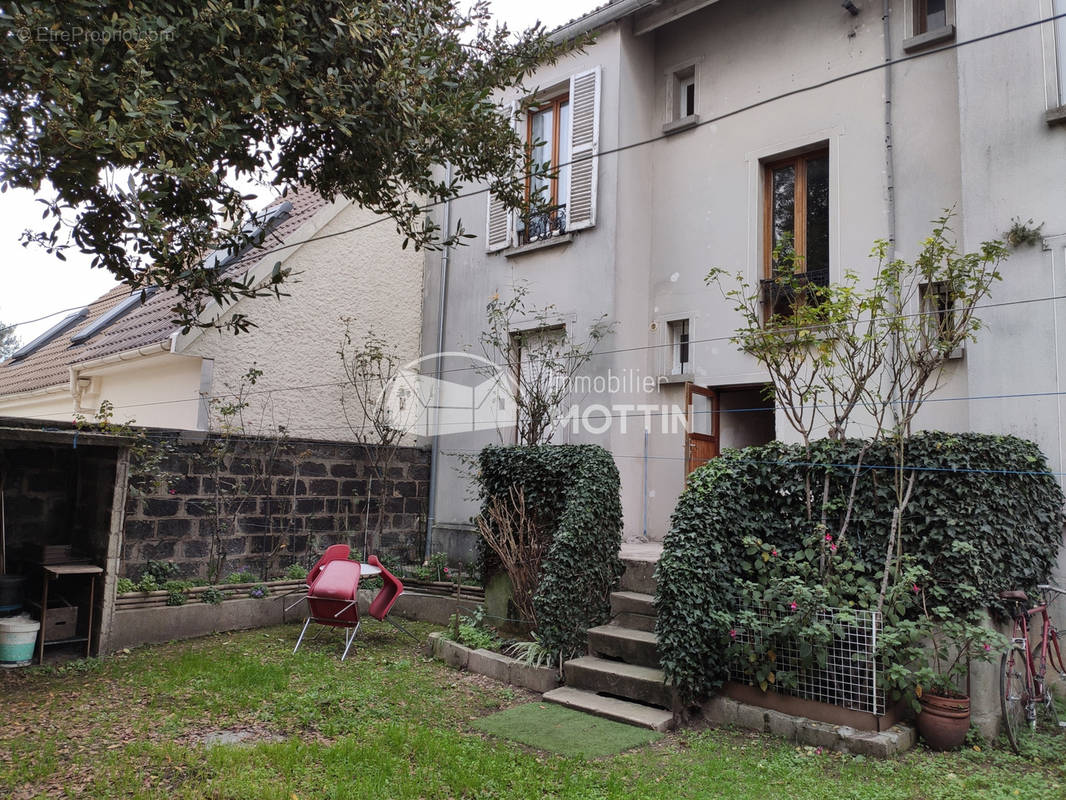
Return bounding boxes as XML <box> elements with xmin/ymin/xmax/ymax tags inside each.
<box><xmin>426</xmin><ymin>631</ymin><xmax>561</xmax><ymax>694</ymax></box>
<box><xmin>115</xmin><ymin>579</ymin><xmax>306</xmax><ymax>609</ymax></box>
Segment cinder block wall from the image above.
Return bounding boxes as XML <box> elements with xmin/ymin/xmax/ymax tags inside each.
<box><xmin>121</xmin><ymin>434</ymin><xmax>430</xmax><ymax>580</ymax></box>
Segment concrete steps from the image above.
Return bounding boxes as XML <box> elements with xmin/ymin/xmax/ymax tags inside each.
<box><xmin>543</xmin><ymin>686</ymin><xmax>675</xmax><ymax>732</ymax></box>
<box><xmin>563</xmin><ymin>655</ymin><xmax>675</xmax><ymax>710</ymax></box>
<box><xmin>543</xmin><ymin>549</ymin><xmax>675</xmax><ymax>731</ymax></box>
<box><xmin>587</xmin><ymin>624</ymin><xmax>659</xmax><ymax>669</ymax></box>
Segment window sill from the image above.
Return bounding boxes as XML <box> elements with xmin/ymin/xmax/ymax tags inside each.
<box><xmin>902</xmin><ymin>25</ymin><xmax>955</xmax><ymax>53</ymax></box>
<box><xmin>503</xmin><ymin>233</ymin><xmax>574</xmax><ymax>259</ymax></box>
<box><xmin>1046</xmin><ymin>105</ymin><xmax>1066</xmax><ymax>127</ymax></box>
<box><xmin>662</xmin><ymin>114</ymin><xmax>700</xmax><ymax>136</ymax></box>
<box><xmin>657</xmin><ymin>373</ymin><xmax>694</xmax><ymax>385</ymax></box>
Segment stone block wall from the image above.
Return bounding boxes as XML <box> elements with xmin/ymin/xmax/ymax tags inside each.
<box><xmin>121</xmin><ymin>433</ymin><xmax>430</xmax><ymax>580</ymax></box>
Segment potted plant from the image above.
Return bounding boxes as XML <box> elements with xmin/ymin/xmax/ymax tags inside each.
<box><xmin>897</xmin><ymin>590</ymin><xmax>1005</xmax><ymax>751</ymax></box>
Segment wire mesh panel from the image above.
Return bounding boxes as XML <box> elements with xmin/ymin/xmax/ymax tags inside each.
<box><xmin>729</xmin><ymin>605</ymin><xmax>885</xmax><ymax>715</ymax></box>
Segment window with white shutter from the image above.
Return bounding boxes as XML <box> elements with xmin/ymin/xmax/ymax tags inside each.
<box><xmin>565</xmin><ymin>66</ymin><xmax>601</xmax><ymax>232</ymax></box>
<box><xmin>485</xmin><ymin>101</ymin><xmax>519</xmax><ymax>252</ymax></box>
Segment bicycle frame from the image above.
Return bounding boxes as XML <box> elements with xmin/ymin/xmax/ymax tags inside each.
<box><xmin>1010</xmin><ymin>593</ymin><xmax>1066</xmax><ymax>703</ymax></box>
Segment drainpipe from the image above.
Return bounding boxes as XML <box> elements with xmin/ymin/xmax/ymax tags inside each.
<box><xmin>882</xmin><ymin>0</ymin><xmax>897</xmax><ymax>265</ymax></box>
<box><xmin>424</xmin><ymin>163</ymin><xmax>453</xmax><ymax>562</ymax></box>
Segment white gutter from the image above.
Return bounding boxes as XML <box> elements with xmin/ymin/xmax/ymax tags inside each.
<box><xmin>549</xmin><ymin>0</ymin><xmax>660</xmax><ymax>42</ymax></box>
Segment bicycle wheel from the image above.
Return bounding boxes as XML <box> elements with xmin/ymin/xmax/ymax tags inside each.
<box><xmin>1001</xmin><ymin>645</ymin><xmax>1032</xmax><ymax>754</ymax></box>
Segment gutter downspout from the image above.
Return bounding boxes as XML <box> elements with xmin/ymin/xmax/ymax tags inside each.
<box><xmin>425</xmin><ymin>163</ymin><xmax>453</xmax><ymax>562</ymax></box>
<box><xmin>882</xmin><ymin>0</ymin><xmax>897</xmax><ymax>265</ymax></box>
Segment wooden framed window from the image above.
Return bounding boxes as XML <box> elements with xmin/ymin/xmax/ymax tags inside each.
<box><xmin>523</xmin><ymin>94</ymin><xmax>571</xmax><ymax>243</ymax></box>
<box><xmin>914</xmin><ymin>0</ymin><xmax>948</xmax><ymax>35</ymax></box>
<box><xmin>674</xmin><ymin>66</ymin><xmax>696</xmax><ymax>119</ymax></box>
<box><xmin>668</xmin><ymin>319</ymin><xmax>690</xmax><ymax>375</ymax></box>
<box><xmin>762</xmin><ymin>149</ymin><xmax>830</xmax><ymax>318</ymax></box>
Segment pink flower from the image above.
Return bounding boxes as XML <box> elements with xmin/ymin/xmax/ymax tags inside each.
<box><xmin>789</xmin><ymin>602</ymin><xmax>798</xmax><ymax>611</ymax></box>
<box><xmin>771</xmin><ymin>548</ymin><xmax>778</xmax><ymax>557</ymax></box>
<box><xmin>729</xmin><ymin>629</ymin><xmax>737</xmax><ymax>639</ymax></box>
<box><xmin>825</xmin><ymin>533</ymin><xmax>833</xmax><ymax>542</ymax></box>
<box><xmin>912</xmin><ymin>584</ymin><xmax>920</xmax><ymax>594</ymax></box>
<box><xmin>829</xmin><ymin>544</ymin><xmax>838</xmax><ymax>552</ymax></box>
<box><xmin>983</xmin><ymin>643</ymin><xmax>991</xmax><ymax>652</ymax></box>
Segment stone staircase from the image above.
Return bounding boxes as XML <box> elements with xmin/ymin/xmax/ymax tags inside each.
<box><xmin>543</xmin><ymin>548</ymin><xmax>676</xmax><ymax>732</ymax></box>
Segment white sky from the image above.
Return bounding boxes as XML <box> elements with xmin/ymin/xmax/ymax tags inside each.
<box><xmin>0</xmin><ymin>0</ymin><xmax>584</xmax><ymax>342</ymax></box>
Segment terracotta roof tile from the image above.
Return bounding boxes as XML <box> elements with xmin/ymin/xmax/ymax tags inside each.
<box><xmin>0</xmin><ymin>188</ymin><xmax>331</xmax><ymax>396</ymax></box>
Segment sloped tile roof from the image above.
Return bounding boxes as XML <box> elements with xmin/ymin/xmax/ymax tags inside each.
<box><xmin>0</xmin><ymin>188</ymin><xmax>330</xmax><ymax>396</ymax></box>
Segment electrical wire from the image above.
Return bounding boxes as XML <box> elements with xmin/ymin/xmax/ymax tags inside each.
<box><xmin>3</xmin><ymin>11</ymin><xmax>1064</xmax><ymax>333</ymax></box>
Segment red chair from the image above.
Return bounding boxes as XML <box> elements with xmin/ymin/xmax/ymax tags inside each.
<box><xmin>293</xmin><ymin>559</ymin><xmax>363</xmax><ymax>660</ymax></box>
<box><xmin>283</xmin><ymin>543</ymin><xmax>351</xmax><ymax>614</ymax></box>
<box><xmin>367</xmin><ymin>555</ymin><xmax>416</xmax><ymax>640</ymax></box>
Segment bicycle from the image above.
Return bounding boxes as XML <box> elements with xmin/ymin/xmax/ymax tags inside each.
<box><xmin>999</xmin><ymin>584</ymin><xmax>1066</xmax><ymax>753</ymax></box>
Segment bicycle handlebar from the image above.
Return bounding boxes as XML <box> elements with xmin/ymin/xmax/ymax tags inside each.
<box><xmin>1037</xmin><ymin>584</ymin><xmax>1066</xmax><ymax>596</ymax></box>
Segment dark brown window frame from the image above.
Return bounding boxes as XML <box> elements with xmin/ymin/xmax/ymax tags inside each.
<box><xmin>913</xmin><ymin>0</ymin><xmax>947</xmax><ymax>35</ymax></box>
<box><xmin>762</xmin><ymin>147</ymin><xmax>830</xmax><ymax>281</ymax></box>
<box><xmin>525</xmin><ymin>93</ymin><xmax>569</xmax><ymax>209</ymax></box>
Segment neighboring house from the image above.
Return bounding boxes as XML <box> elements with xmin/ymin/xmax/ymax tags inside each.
<box><xmin>0</xmin><ymin>189</ymin><xmax>425</xmax><ymax>439</ymax></box>
<box><xmin>421</xmin><ymin>0</ymin><xmax>1066</xmax><ymax>562</ymax></box>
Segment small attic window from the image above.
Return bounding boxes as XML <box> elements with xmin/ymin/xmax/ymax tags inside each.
<box><xmin>70</xmin><ymin>288</ymin><xmax>160</xmax><ymax>345</ymax></box>
<box><xmin>7</xmin><ymin>308</ymin><xmax>89</xmax><ymax>361</ymax></box>
<box><xmin>202</xmin><ymin>200</ymin><xmax>294</xmax><ymax>271</ymax></box>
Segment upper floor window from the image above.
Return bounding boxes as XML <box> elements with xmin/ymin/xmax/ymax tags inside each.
<box><xmin>904</xmin><ymin>0</ymin><xmax>955</xmax><ymax>50</ymax></box>
<box><xmin>762</xmin><ymin>149</ymin><xmax>830</xmax><ymax>317</ymax></box>
<box><xmin>668</xmin><ymin>318</ymin><xmax>691</xmax><ymax>375</ymax></box>
<box><xmin>675</xmin><ymin>66</ymin><xmax>696</xmax><ymax>119</ymax></box>
<box><xmin>486</xmin><ymin>67</ymin><xmax>601</xmax><ymax>252</ymax></box>
<box><xmin>914</xmin><ymin>0</ymin><xmax>947</xmax><ymax>34</ymax></box>
<box><xmin>1056</xmin><ymin>0</ymin><xmax>1066</xmax><ymax>107</ymax></box>
<box><xmin>523</xmin><ymin>94</ymin><xmax>571</xmax><ymax>243</ymax></box>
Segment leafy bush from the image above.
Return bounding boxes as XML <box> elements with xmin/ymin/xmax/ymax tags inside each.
<box><xmin>143</xmin><ymin>560</ymin><xmax>180</xmax><ymax>584</ymax></box>
<box><xmin>446</xmin><ymin>607</ymin><xmax>500</xmax><ymax>651</ymax></box>
<box><xmin>248</xmin><ymin>584</ymin><xmax>270</xmax><ymax>599</ymax></box>
<box><xmin>165</xmin><ymin>588</ymin><xmax>187</xmax><ymax>607</ymax></box>
<box><xmin>116</xmin><ymin>578</ymin><xmax>137</xmax><ymax>594</ymax></box>
<box><xmin>224</xmin><ymin>571</ymin><xmax>259</xmax><ymax>585</ymax></box>
<box><xmin>201</xmin><ymin>587</ymin><xmax>226</xmax><ymax>605</ymax></box>
<box><xmin>284</xmin><ymin>564</ymin><xmax>307</xmax><ymax>580</ymax></box>
<box><xmin>656</xmin><ymin>433</ymin><xmax>1063</xmax><ymax>704</ymax></box>
<box><xmin>477</xmin><ymin>444</ymin><xmax>624</xmax><ymax>660</ymax></box>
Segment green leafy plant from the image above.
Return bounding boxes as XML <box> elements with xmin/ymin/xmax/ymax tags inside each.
<box><xmin>165</xmin><ymin>588</ymin><xmax>187</xmax><ymax>607</ymax></box>
<box><xmin>656</xmin><ymin>434</ymin><xmax>1063</xmax><ymax>704</ymax></box>
<box><xmin>506</xmin><ymin>633</ymin><xmax>557</xmax><ymax>669</ymax></box>
<box><xmin>284</xmin><ymin>564</ymin><xmax>308</xmax><ymax>581</ymax></box>
<box><xmin>476</xmin><ymin>444</ymin><xmax>623</xmax><ymax>660</ymax></box>
<box><xmin>446</xmin><ymin>607</ymin><xmax>500</xmax><ymax>651</ymax></box>
<box><xmin>135</xmin><ymin>575</ymin><xmax>159</xmax><ymax>593</ymax></box>
<box><xmin>248</xmin><ymin>584</ymin><xmax>270</xmax><ymax>599</ymax></box>
<box><xmin>1004</xmin><ymin>217</ymin><xmax>1044</xmax><ymax>248</ymax></box>
<box><xmin>200</xmin><ymin>587</ymin><xmax>226</xmax><ymax>605</ymax></box>
<box><xmin>115</xmin><ymin>578</ymin><xmax>137</xmax><ymax>594</ymax></box>
<box><xmin>224</xmin><ymin>571</ymin><xmax>259</xmax><ymax>585</ymax></box>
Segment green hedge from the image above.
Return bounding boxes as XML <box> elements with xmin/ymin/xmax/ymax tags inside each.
<box><xmin>655</xmin><ymin>433</ymin><xmax>1064</xmax><ymax>703</ymax></box>
<box><xmin>477</xmin><ymin>444</ymin><xmax>624</xmax><ymax>659</ymax></box>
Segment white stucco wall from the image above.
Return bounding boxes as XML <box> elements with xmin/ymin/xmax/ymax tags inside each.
<box><xmin>183</xmin><ymin>201</ymin><xmax>424</xmax><ymax>441</ymax></box>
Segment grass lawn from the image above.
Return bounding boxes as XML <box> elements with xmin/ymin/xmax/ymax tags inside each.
<box><xmin>1</xmin><ymin>622</ymin><xmax>1064</xmax><ymax>799</ymax></box>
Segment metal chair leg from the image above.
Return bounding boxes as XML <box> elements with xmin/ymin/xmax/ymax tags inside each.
<box><xmin>341</xmin><ymin>621</ymin><xmax>361</xmax><ymax>661</ymax></box>
<box><xmin>387</xmin><ymin>616</ymin><xmax>418</xmax><ymax>641</ymax></box>
<box><xmin>293</xmin><ymin>617</ymin><xmax>312</xmax><ymax>654</ymax></box>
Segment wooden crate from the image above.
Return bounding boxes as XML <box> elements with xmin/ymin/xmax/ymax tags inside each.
<box><xmin>28</xmin><ymin>601</ymin><xmax>79</xmax><ymax>642</ymax></box>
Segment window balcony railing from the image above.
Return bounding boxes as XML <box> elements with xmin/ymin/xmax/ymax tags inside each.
<box><xmin>517</xmin><ymin>204</ymin><xmax>567</xmax><ymax>245</ymax></box>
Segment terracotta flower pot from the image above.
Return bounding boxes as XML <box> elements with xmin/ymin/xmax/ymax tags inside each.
<box><xmin>916</xmin><ymin>692</ymin><xmax>970</xmax><ymax>751</ymax></box>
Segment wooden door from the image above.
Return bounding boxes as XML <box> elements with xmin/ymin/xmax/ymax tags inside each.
<box><xmin>685</xmin><ymin>383</ymin><xmax>719</xmax><ymax>475</ymax></box>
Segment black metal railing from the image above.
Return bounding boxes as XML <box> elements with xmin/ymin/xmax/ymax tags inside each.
<box><xmin>518</xmin><ymin>204</ymin><xmax>567</xmax><ymax>245</ymax></box>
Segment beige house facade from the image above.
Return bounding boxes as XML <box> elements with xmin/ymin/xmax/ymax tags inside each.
<box><xmin>421</xmin><ymin>0</ymin><xmax>1066</xmax><ymax>575</ymax></box>
<box><xmin>0</xmin><ymin>190</ymin><xmax>425</xmax><ymax>439</ymax></box>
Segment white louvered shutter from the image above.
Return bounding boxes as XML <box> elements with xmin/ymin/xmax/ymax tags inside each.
<box><xmin>485</xmin><ymin>101</ymin><xmax>520</xmax><ymax>251</ymax></box>
<box><xmin>565</xmin><ymin>66</ymin><xmax>601</xmax><ymax>232</ymax></box>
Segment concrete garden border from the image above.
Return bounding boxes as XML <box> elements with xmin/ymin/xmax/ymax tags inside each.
<box><xmin>426</xmin><ymin>631</ymin><xmax>561</xmax><ymax>694</ymax></box>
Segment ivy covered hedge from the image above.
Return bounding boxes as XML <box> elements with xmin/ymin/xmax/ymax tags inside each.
<box><xmin>656</xmin><ymin>433</ymin><xmax>1064</xmax><ymax>703</ymax></box>
<box><xmin>478</xmin><ymin>444</ymin><xmax>624</xmax><ymax>659</ymax></box>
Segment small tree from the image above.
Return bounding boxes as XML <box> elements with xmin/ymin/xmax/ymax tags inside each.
<box><xmin>479</xmin><ymin>283</ymin><xmax>611</xmax><ymax>445</ymax></box>
<box><xmin>709</xmin><ymin>214</ymin><xmax>1007</xmax><ymax>607</ymax></box>
<box><xmin>338</xmin><ymin>319</ymin><xmax>407</xmax><ymax>560</ymax></box>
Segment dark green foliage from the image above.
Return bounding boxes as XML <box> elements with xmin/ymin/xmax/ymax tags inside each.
<box><xmin>143</xmin><ymin>561</ymin><xmax>179</xmax><ymax>584</ymax></box>
<box><xmin>0</xmin><ymin>1</ymin><xmax>572</xmax><ymax>332</ymax></box>
<box><xmin>477</xmin><ymin>445</ymin><xmax>624</xmax><ymax>660</ymax></box>
<box><xmin>656</xmin><ymin>433</ymin><xmax>1064</xmax><ymax>703</ymax></box>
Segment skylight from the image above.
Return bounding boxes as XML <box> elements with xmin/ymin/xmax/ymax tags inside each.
<box><xmin>70</xmin><ymin>288</ymin><xmax>160</xmax><ymax>345</ymax></box>
<box><xmin>7</xmin><ymin>308</ymin><xmax>89</xmax><ymax>361</ymax></box>
<box><xmin>202</xmin><ymin>200</ymin><xmax>294</xmax><ymax>271</ymax></box>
